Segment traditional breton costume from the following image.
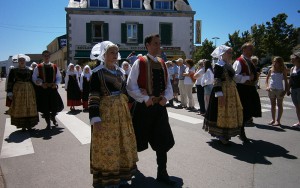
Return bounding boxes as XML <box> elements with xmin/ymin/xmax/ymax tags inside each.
<box><xmin>233</xmin><ymin>54</ymin><xmax>262</xmax><ymax>140</ymax></box>
<box><xmin>203</xmin><ymin>46</ymin><xmax>243</xmax><ymax>143</ymax></box>
<box><xmin>32</xmin><ymin>60</ymin><xmax>64</xmax><ymax>129</ymax></box>
<box><xmin>89</xmin><ymin>41</ymin><xmax>138</xmax><ymax>187</ymax></box>
<box><xmin>5</xmin><ymin>65</ymin><xmax>15</xmax><ymax>108</ymax></box>
<box><xmin>80</xmin><ymin>65</ymin><xmax>92</xmax><ymax>110</ymax></box>
<box><xmin>126</xmin><ymin>54</ymin><xmax>175</xmax><ymax>182</ymax></box>
<box><xmin>7</xmin><ymin>54</ymin><xmax>39</xmax><ymax>130</ymax></box>
<box><xmin>65</xmin><ymin>63</ymin><xmax>82</xmax><ymax>108</ymax></box>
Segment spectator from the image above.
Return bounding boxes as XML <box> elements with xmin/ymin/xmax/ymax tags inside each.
<box><xmin>171</xmin><ymin>60</ymin><xmax>179</xmax><ymax>102</ymax></box>
<box><xmin>287</xmin><ymin>52</ymin><xmax>300</xmax><ymax>128</ymax></box>
<box><xmin>265</xmin><ymin>56</ymin><xmax>288</xmax><ymax>126</ymax></box>
<box><xmin>126</xmin><ymin>51</ymin><xmax>138</xmax><ymax>65</ymax></box>
<box><xmin>183</xmin><ymin>59</ymin><xmax>196</xmax><ymax>111</ymax></box>
<box><xmin>251</xmin><ymin>56</ymin><xmax>261</xmax><ymax>89</ymax></box>
<box><xmin>201</xmin><ymin>60</ymin><xmax>214</xmax><ymax>111</ymax></box>
<box><xmin>177</xmin><ymin>58</ymin><xmax>187</xmax><ymax>108</ymax></box>
<box><xmin>194</xmin><ymin>59</ymin><xmax>206</xmax><ymax>115</ymax></box>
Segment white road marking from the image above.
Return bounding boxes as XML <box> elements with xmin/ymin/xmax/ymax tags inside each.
<box><xmin>168</xmin><ymin>112</ymin><xmax>203</xmax><ymax>124</ymax></box>
<box><xmin>260</xmin><ymin>103</ymin><xmax>292</xmax><ymax>110</ymax></box>
<box><xmin>260</xmin><ymin>97</ymin><xmax>295</xmax><ymax>107</ymax></box>
<box><xmin>0</xmin><ymin>118</ymin><xmax>34</xmax><ymax>159</ymax></box>
<box><xmin>56</xmin><ymin>111</ymin><xmax>91</xmax><ymax>145</ymax></box>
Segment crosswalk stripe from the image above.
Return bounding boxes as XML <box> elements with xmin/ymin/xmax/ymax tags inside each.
<box><xmin>56</xmin><ymin>111</ymin><xmax>91</xmax><ymax>145</ymax></box>
<box><xmin>168</xmin><ymin>112</ymin><xmax>203</xmax><ymax>124</ymax></box>
<box><xmin>0</xmin><ymin>118</ymin><xmax>34</xmax><ymax>159</ymax></box>
<box><xmin>260</xmin><ymin>97</ymin><xmax>295</xmax><ymax>107</ymax></box>
<box><xmin>260</xmin><ymin>103</ymin><xmax>292</xmax><ymax>110</ymax></box>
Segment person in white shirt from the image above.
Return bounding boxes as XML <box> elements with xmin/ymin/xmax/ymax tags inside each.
<box><xmin>265</xmin><ymin>56</ymin><xmax>288</xmax><ymax>126</ymax></box>
<box><xmin>193</xmin><ymin>59</ymin><xmax>206</xmax><ymax>115</ymax></box>
<box><xmin>183</xmin><ymin>59</ymin><xmax>196</xmax><ymax>111</ymax></box>
<box><xmin>32</xmin><ymin>50</ymin><xmax>64</xmax><ymax>130</ymax></box>
<box><xmin>201</xmin><ymin>60</ymin><xmax>214</xmax><ymax>111</ymax></box>
<box><xmin>126</xmin><ymin>34</ymin><xmax>176</xmax><ymax>186</ymax></box>
<box><xmin>233</xmin><ymin>42</ymin><xmax>261</xmax><ymax>143</ymax></box>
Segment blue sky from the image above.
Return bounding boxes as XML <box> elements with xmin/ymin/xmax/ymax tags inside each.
<box><xmin>0</xmin><ymin>0</ymin><xmax>299</xmax><ymax>61</ymax></box>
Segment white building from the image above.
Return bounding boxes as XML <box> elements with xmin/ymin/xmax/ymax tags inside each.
<box><xmin>65</xmin><ymin>0</ymin><xmax>195</xmax><ymax>64</ymax></box>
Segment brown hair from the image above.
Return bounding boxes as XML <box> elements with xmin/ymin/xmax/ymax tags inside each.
<box><xmin>185</xmin><ymin>59</ymin><xmax>195</xmax><ymax>67</ymax></box>
<box><xmin>271</xmin><ymin>56</ymin><xmax>285</xmax><ymax>73</ymax></box>
<box><xmin>144</xmin><ymin>34</ymin><xmax>160</xmax><ymax>47</ymax></box>
<box><xmin>241</xmin><ymin>42</ymin><xmax>254</xmax><ymax>51</ymax></box>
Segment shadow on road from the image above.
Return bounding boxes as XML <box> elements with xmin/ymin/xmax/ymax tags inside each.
<box><xmin>254</xmin><ymin>123</ymin><xmax>286</xmax><ymax>132</ymax></box>
<box><xmin>29</xmin><ymin>127</ymin><xmax>64</xmax><ymax>140</ymax></box>
<box><xmin>207</xmin><ymin>139</ymin><xmax>297</xmax><ymax>165</ymax></box>
<box><xmin>130</xmin><ymin>170</ymin><xmax>183</xmax><ymax>188</ymax></box>
<box><xmin>4</xmin><ymin>126</ymin><xmax>64</xmax><ymax>143</ymax></box>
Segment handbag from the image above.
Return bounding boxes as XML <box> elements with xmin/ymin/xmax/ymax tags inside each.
<box><xmin>189</xmin><ymin>72</ymin><xmax>196</xmax><ymax>83</ymax></box>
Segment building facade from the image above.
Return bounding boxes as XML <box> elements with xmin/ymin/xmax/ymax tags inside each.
<box><xmin>47</xmin><ymin>34</ymin><xmax>68</xmax><ymax>70</ymax></box>
<box><xmin>65</xmin><ymin>0</ymin><xmax>195</xmax><ymax>65</ymax></box>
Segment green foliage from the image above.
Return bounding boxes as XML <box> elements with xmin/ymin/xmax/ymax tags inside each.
<box><xmin>223</xmin><ymin>13</ymin><xmax>298</xmax><ymax>61</ymax></box>
<box><xmin>192</xmin><ymin>39</ymin><xmax>214</xmax><ymax>63</ymax></box>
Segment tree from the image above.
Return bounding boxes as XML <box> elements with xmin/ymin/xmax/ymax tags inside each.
<box><xmin>225</xmin><ymin>13</ymin><xmax>298</xmax><ymax>61</ymax></box>
<box><xmin>192</xmin><ymin>39</ymin><xmax>214</xmax><ymax>63</ymax></box>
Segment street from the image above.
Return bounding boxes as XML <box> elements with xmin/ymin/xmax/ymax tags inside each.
<box><xmin>0</xmin><ymin>76</ymin><xmax>299</xmax><ymax>188</ymax></box>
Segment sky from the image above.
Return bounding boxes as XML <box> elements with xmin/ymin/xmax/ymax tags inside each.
<box><xmin>0</xmin><ymin>0</ymin><xmax>299</xmax><ymax>61</ymax></box>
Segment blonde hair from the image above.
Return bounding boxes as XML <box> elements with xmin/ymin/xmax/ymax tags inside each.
<box><xmin>271</xmin><ymin>56</ymin><xmax>285</xmax><ymax>73</ymax></box>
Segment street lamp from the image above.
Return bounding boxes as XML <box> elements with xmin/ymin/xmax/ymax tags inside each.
<box><xmin>212</xmin><ymin>37</ymin><xmax>220</xmax><ymax>47</ymax></box>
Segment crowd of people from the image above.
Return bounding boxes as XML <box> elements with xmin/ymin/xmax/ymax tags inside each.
<box><xmin>4</xmin><ymin>35</ymin><xmax>300</xmax><ymax>187</ymax></box>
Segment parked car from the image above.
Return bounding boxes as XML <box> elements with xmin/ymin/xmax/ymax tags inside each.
<box><xmin>262</xmin><ymin>63</ymin><xmax>293</xmax><ymax>76</ymax></box>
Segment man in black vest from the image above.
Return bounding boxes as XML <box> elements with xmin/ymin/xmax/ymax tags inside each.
<box><xmin>126</xmin><ymin>34</ymin><xmax>176</xmax><ymax>185</ymax></box>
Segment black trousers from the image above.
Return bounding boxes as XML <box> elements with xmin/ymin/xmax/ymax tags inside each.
<box><xmin>196</xmin><ymin>84</ymin><xmax>205</xmax><ymax>113</ymax></box>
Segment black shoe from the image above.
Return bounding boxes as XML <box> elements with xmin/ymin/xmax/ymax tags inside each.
<box><xmin>52</xmin><ymin>120</ymin><xmax>58</xmax><ymax>127</ymax></box>
<box><xmin>45</xmin><ymin>124</ymin><xmax>51</xmax><ymax>130</ymax></box>
<box><xmin>238</xmin><ymin>135</ymin><xmax>250</xmax><ymax>143</ymax></box>
<box><xmin>157</xmin><ymin>170</ymin><xmax>176</xmax><ymax>186</ymax></box>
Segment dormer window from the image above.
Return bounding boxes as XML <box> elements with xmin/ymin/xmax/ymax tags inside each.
<box><xmin>122</xmin><ymin>0</ymin><xmax>142</xmax><ymax>9</ymax></box>
<box><xmin>89</xmin><ymin>0</ymin><xmax>109</xmax><ymax>8</ymax></box>
<box><xmin>154</xmin><ymin>0</ymin><xmax>174</xmax><ymax>10</ymax></box>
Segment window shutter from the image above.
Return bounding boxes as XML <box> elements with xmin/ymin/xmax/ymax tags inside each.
<box><xmin>86</xmin><ymin>22</ymin><xmax>92</xmax><ymax>43</ymax></box>
<box><xmin>138</xmin><ymin>24</ymin><xmax>143</xmax><ymax>44</ymax></box>
<box><xmin>121</xmin><ymin>23</ymin><xmax>127</xmax><ymax>43</ymax></box>
<box><xmin>160</xmin><ymin>24</ymin><xmax>172</xmax><ymax>45</ymax></box>
<box><xmin>103</xmin><ymin>23</ymin><xmax>109</xmax><ymax>41</ymax></box>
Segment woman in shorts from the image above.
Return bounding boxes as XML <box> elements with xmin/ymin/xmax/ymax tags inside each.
<box><xmin>265</xmin><ymin>56</ymin><xmax>288</xmax><ymax>126</ymax></box>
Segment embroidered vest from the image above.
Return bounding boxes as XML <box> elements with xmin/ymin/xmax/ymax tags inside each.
<box><xmin>137</xmin><ymin>56</ymin><xmax>168</xmax><ymax>96</ymax></box>
<box><xmin>237</xmin><ymin>56</ymin><xmax>250</xmax><ymax>75</ymax></box>
<box><xmin>37</xmin><ymin>63</ymin><xmax>57</xmax><ymax>83</ymax></box>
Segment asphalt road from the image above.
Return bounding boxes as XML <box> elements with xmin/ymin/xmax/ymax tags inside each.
<box><xmin>0</xmin><ymin>77</ymin><xmax>299</xmax><ymax>188</ymax></box>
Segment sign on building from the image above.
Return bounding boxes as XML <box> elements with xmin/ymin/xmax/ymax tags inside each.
<box><xmin>195</xmin><ymin>20</ymin><xmax>201</xmax><ymax>44</ymax></box>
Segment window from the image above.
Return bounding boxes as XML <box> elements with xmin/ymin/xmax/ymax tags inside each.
<box><xmin>89</xmin><ymin>0</ymin><xmax>109</xmax><ymax>8</ymax></box>
<box><xmin>86</xmin><ymin>22</ymin><xmax>109</xmax><ymax>43</ymax></box>
<box><xmin>121</xmin><ymin>23</ymin><xmax>143</xmax><ymax>44</ymax></box>
<box><xmin>127</xmin><ymin>24</ymin><xmax>138</xmax><ymax>43</ymax></box>
<box><xmin>160</xmin><ymin>23</ymin><xmax>172</xmax><ymax>45</ymax></box>
<box><xmin>122</xmin><ymin>0</ymin><xmax>142</xmax><ymax>9</ymax></box>
<box><xmin>154</xmin><ymin>0</ymin><xmax>173</xmax><ymax>10</ymax></box>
